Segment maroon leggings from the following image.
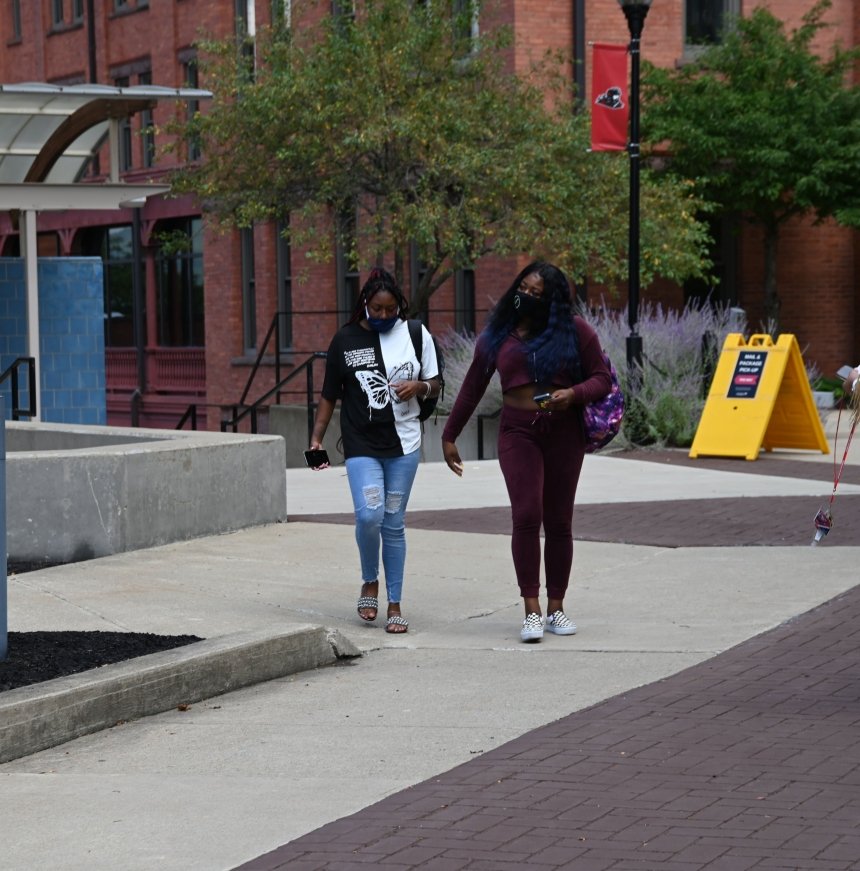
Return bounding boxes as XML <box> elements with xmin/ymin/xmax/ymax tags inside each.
<box><xmin>497</xmin><ymin>405</ymin><xmax>585</xmax><ymax>599</ymax></box>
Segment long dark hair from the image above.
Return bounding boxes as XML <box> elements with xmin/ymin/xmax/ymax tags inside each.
<box><xmin>481</xmin><ymin>261</ymin><xmax>579</xmax><ymax>382</ymax></box>
<box><xmin>347</xmin><ymin>267</ymin><xmax>409</xmax><ymax>325</ymax></box>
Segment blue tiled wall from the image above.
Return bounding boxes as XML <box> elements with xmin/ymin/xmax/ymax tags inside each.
<box><xmin>0</xmin><ymin>258</ymin><xmax>106</xmax><ymax>425</ymax></box>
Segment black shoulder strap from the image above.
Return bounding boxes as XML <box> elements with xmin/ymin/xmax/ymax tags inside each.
<box><xmin>407</xmin><ymin>320</ymin><xmax>424</xmax><ymax>375</ymax></box>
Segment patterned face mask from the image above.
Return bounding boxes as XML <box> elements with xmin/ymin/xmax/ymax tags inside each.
<box><xmin>513</xmin><ymin>290</ymin><xmax>547</xmax><ymax>317</ymax></box>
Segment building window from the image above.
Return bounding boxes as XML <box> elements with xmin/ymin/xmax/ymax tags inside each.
<box><xmin>113</xmin><ymin>0</ymin><xmax>148</xmax><ymax>11</ymax></box>
<box><xmin>182</xmin><ymin>57</ymin><xmax>202</xmax><ymax>162</ymax></box>
<box><xmin>241</xmin><ymin>226</ymin><xmax>257</xmax><ymax>352</ymax></box>
<box><xmin>453</xmin><ymin>0</ymin><xmax>479</xmax><ymax>57</ymax></box>
<box><xmin>235</xmin><ymin>0</ymin><xmax>255</xmax><ymax>35</ymax></box>
<box><xmin>78</xmin><ymin>225</ymin><xmax>140</xmax><ymax>349</ymax></box>
<box><xmin>11</xmin><ymin>0</ymin><xmax>21</xmax><ymax>39</ymax></box>
<box><xmin>235</xmin><ymin>0</ymin><xmax>256</xmax><ymax>79</ymax></box>
<box><xmin>272</xmin><ymin>0</ymin><xmax>291</xmax><ymax>29</ymax></box>
<box><xmin>409</xmin><ymin>242</ymin><xmax>430</xmax><ymax>325</ymax></box>
<box><xmin>139</xmin><ymin>70</ymin><xmax>155</xmax><ymax>168</ymax></box>
<box><xmin>332</xmin><ymin>0</ymin><xmax>355</xmax><ymax>21</ymax></box>
<box><xmin>113</xmin><ymin>75</ymin><xmax>133</xmax><ymax>171</ymax></box>
<box><xmin>156</xmin><ymin>218</ymin><xmax>205</xmax><ymax>347</ymax></box>
<box><xmin>335</xmin><ymin>208</ymin><xmax>360</xmax><ymax>321</ymax></box>
<box><xmin>455</xmin><ymin>268</ymin><xmax>475</xmax><ymax>334</ymax></box>
<box><xmin>51</xmin><ymin>0</ymin><xmax>64</xmax><ymax>27</ymax></box>
<box><xmin>72</xmin><ymin>0</ymin><xmax>83</xmax><ymax>22</ymax></box>
<box><xmin>276</xmin><ymin>220</ymin><xmax>293</xmax><ymax>351</ymax></box>
<box><xmin>685</xmin><ymin>0</ymin><xmax>738</xmax><ymax>49</ymax></box>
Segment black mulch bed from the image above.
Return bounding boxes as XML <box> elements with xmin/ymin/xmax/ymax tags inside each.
<box><xmin>0</xmin><ymin>631</ymin><xmax>203</xmax><ymax>693</ymax></box>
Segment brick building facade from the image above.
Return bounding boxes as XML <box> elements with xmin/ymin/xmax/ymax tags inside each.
<box><xmin>0</xmin><ymin>0</ymin><xmax>857</xmax><ymax>430</ymax></box>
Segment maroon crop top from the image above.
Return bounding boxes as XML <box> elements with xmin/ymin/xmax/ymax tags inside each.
<box><xmin>441</xmin><ymin>315</ymin><xmax>612</xmax><ymax>443</ymax></box>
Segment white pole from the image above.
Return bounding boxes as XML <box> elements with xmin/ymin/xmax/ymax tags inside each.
<box><xmin>22</xmin><ymin>209</ymin><xmax>41</xmax><ymax>421</ymax></box>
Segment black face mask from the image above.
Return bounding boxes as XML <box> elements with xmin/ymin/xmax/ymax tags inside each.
<box><xmin>513</xmin><ymin>290</ymin><xmax>547</xmax><ymax>317</ymax></box>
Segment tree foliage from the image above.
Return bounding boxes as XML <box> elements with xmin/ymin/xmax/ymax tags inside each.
<box><xmin>642</xmin><ymin>0</ymin><xmax>860</xmax><ymax>325</ymax></box>
<box><xmin>169</xmin><ymin>0</ymin><xmax>712</xmax><ymax>314</ymax></box>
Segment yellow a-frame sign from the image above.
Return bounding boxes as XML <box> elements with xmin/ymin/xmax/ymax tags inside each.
<box><xmin>689</xmin><ymin>333</ymin><xmax>829</xmax><ymax>460</ymax></box>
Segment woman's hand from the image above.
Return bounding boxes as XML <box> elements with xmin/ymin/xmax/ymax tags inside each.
<box><xmin>442</xmin><ymin>440</ymin><xmax>464</xmax><ymax>477</ymax></box>
<box><xmin>546</xmin><ymin>387</ymin><xmax>576</xmax><ymax>411</ymax></box>
<box><xmin>393</xmin><ymin>379</ymin><xmax>429</xmax><ymax>401</ymax></box>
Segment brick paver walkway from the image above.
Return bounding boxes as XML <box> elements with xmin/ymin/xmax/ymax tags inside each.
<box><xmin>237</xmin><ymin>583</ymin><xmax>860</xmax><ymax>870</ymax></box>
<box><xmin>258</xmin><ymin>452</ymin><xmax>860</xmax><ymax>869</ymax></box>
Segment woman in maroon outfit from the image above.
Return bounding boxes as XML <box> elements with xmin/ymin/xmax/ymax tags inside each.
<box><xmin>442</xmin><ymin>262</ymin><xmax>612</xmax><ymax>643</ymax></box>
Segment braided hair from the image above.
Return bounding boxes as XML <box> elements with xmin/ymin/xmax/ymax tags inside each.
<box><xmin>347</xmin><ymin>267</ymin><xmax>409</xmax><ymax>325</ymax></box>
<box><xmin>480</xmin><ymin>261</ymin><xmax>580</xmax><ymax>383</ymax></box>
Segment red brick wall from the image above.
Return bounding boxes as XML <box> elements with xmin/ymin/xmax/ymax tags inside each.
<box><xmin>1</xmin><ymin>0</ymin><xmax>858</xmax><ymax>424</ymax></box>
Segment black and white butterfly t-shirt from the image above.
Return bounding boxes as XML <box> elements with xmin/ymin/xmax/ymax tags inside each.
<box><xmin>321</xmin><ymin>319</ymin><xmax>440</xmax><ymax>459</ymax></box>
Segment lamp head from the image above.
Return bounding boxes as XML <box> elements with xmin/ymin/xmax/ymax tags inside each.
<box><xmin>617</xmin><ymin>0</ymin><xmax>652</xmax><ymax>37</ymax></box>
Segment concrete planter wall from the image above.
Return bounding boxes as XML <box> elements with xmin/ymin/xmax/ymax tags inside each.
<box><xmin>7</xmin><ymin>422</ymin><xmax>286</xmax><ymax>567</ymax></box>
<box><xmin>269</xmin><ymin>405</ymin><xmax>500</xmax><ymax>468</ymax></box>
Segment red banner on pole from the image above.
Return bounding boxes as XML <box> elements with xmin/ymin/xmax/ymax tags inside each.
<box><xmin>591</xmin><ymin>43</ymin><xmax>629</xmax><ymax>152</ymax></box>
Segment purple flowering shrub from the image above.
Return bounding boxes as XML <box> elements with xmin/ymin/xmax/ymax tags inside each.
<box><xmin>578</xmin><ymin>300</ymin><xmax>747</xmax><ymax>448</ymax></box>
<box><xmin>435</xmin><ymin>300</ymin><xmax>752</xmax><ymax>448</ymax></box>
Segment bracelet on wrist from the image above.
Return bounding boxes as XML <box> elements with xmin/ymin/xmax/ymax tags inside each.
<box><xmin>422</xmin><ymin>381</ymin><xmax>432</xmax><ymax>398</ymax></box>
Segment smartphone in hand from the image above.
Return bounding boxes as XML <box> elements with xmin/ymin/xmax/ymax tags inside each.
<box><xmin>533</xmin><ymin>392</ymin><xmax>552</xmax><ymax>407</ymax></box>
<box><xmin>303</xmin><ymin>449</ymin><xmax>330</xmax><ymax>470</ymax></box>
<box><xmin>837</xmin><ymin>365</ymin><xmax>855</xmax><ymax>380</ymax></box>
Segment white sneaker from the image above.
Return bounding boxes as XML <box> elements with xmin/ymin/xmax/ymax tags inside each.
<box><xmin>520</xmin><ymin>612</ymin><xmax>545</xmax><ymax>642</ymax></box>
<box><xmin>545</xmin><ymin>610</ymin><xmax>577</xmax><ymax>635</ymax></box>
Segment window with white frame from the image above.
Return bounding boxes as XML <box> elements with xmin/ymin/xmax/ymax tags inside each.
<box><xmin>272</xmin><ymin>0</ymin><xmax>291</xmax><ymax>28</ymax></box>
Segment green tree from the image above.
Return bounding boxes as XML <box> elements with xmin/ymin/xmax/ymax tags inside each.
<box><xmin>170</xmin><ymin>0</ymin><xmax>711</xmax><ymax>314</ymax></box>
<box><xmin>642</xmin><ymin>1</ymin><xmax>860</xmax><ymax>326</ymax></box>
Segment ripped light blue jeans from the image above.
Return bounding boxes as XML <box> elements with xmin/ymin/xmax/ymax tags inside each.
<box><xmin>345</xmin><ymin>450</ymin><xmax>421</xmax><ymax>604</ymax></box>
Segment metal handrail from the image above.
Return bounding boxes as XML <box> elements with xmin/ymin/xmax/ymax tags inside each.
<box><xmin>0</xmin><ymin>357</ymin><xmax>36</xmax><ymax>419</ymax></box>
<box><xmin>238</xmin><ymin>310</ymin><xmax>289</xmax><ymax>407</ymax></box>
<box><xmin>221</xmin><ymin>351</ymin><xmax>327</xmax><ymax>441</ymax></box>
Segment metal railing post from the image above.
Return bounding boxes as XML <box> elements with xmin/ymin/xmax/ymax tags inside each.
<box><xmin>10</xmin><ymin>366</ymin><xmax>20</xmax><ymax>421</ymax></box>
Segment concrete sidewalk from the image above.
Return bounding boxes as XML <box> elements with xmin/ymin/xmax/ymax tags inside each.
<box><xmin>1</xmin><ymin>443</ymin><xmax>858</xmax><ymax>870</ymax></box>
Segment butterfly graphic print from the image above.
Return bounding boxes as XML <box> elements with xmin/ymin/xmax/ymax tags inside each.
<box><xmin>355</xmin><ymin>362</ymin><xmax>415</xmax><ymax>418</ymax></box>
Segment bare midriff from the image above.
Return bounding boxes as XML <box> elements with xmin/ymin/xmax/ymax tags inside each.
<box><xmin>503</xmin><ymin>383</ymin><xmax>561</xmax><ymax>409</ymax></box>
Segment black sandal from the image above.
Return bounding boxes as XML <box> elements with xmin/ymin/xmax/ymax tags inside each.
<box><xmin>357</xmin><ymin>583</ymin><xmax>378</xmax><ymax>622</ymax></box>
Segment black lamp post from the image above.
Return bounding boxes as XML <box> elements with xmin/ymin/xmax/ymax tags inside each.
<box><xmin>617</xmin><ymin>0</ymin><xmax>652</xmax><ymax>382</ymax></box>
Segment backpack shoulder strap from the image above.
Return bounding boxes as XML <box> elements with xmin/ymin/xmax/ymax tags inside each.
<box><xmin>407</xmin><ymin>319</ymin><xmax>424</xmax><ymax>375</ymax></box>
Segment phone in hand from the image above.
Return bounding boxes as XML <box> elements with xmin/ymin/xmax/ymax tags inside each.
<box><xmin>303</xmin><ymin>449</ymin><xmax>330</xmax><ymax>470</ymax></box>
<box><xmin>837</xmin><ymin>365</ymin><xmax>855</xmax><ymax>380</ymax></box>
<box><xmin>533</xmin><ymin>392</ymin><xmax>552</xmax><ymax>407</ymax></box>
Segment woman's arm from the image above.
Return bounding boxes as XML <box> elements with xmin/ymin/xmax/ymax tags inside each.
<box><xmin>571</xmin><ymin>319</ymin><xmax>612</xmax><ymax>405</ymax></box>
<box><xmin>310</xmin><ymin>396</ymin><xmax>336</xmax><ymax>450</ymax></box>
<box><xmin>441</xmin><ymin>338</ymin><xmax>494</xmax><ymax>476</ymax></box>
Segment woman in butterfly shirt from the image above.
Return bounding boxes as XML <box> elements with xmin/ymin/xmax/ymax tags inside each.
<box><xmin>442</xmin><ymin>262</ymin><xmax>611</xmax><ymax>643</ymax></box>
<box><xmin>310</xmin><ymin>268</ymin><xmax>441</xmax><ymax>634</ymax></box>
